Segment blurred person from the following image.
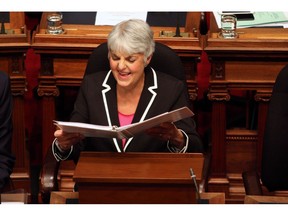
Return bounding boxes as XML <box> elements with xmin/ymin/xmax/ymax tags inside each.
<box><xmin>0</xmin><ymin>71</ymin><xmax>15</xmax><ymax>192</ymax></box>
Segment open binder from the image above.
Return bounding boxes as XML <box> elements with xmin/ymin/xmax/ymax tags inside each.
<box><xmin>54</xmin><ymin>106</ymin><xmax>194</xmax><ymax>139</ymax></box>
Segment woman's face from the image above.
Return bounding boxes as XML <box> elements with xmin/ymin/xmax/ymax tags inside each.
<box><xmin>109</xmin><ymin>51</ymin><xmax>151</xmax><ymax>90</ymax></box>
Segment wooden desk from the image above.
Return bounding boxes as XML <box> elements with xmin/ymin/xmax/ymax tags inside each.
<box><xmin>0</xmin><ymin>12</ymin><xmax>30</xmax><ymax>192</ymax></box>
<box><xmin>48</xmin><ymin>191</ymin><xmax>225</xmax><ymax>204</ymax></box>
<box><xmin>205</xmin><ymin>23</ymin><xmax>288</xmax><ymax>202</ymax></box>
<box><xmin>32</xmin><ymin>24</ymin><xmax>203</xmax><ymax>162</ymax></box>
<box><xmin>73</xmin><ymin>152</ymin><xmax>204</xmax><ymax>204</ymax></box>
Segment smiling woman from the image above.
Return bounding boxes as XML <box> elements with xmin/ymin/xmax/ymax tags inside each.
<box><xmin>51</xmin><ymin>19</ymin><xmax>203</xmax><ymax>169</ymax></box>
<box><xmin>107</xmin><ymin>20</ymin><xmax>154</xmax><ymax>114</ymax></box>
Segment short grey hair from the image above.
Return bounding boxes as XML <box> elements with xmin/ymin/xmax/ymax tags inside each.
<box><xmin>107</xmin><ymin>19</ymin><xmax>155</xmax><ymax>61</ymax></box>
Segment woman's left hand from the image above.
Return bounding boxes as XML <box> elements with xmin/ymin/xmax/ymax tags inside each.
<box><xmin>146</xmin><ymin>122</ymin><xmax>185</xmax><ymax>149</ymax></box>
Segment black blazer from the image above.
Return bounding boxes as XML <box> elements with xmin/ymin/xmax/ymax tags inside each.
<box><xmin>0</xmin><ymin>71</ymin><xmax>15</xmax><ymax>191</ymax></box>
<box><xmin>66</xmin><ymin>67</ymin><xmax>203</xmax><ymax>162</ymax></box>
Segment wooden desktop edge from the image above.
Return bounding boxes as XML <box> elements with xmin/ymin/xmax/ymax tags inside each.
<box><xmin>245</xmin><ymin>195</ymin><xmax>288</xmax><ymax>204</ymax></box>
<box><xmin>50</xmin><ymin>191</ymin><xmax>79</xmax><ymax>204</ymax></box>
<box><xmin>49</xmin><ymin>191</ymin><xmax>225</xmax><ymax>204</ymax></box>
<box><xmin>199</xmin><ymin>192</ymin><xmax>225</xmax><ymax>204</ymax></box>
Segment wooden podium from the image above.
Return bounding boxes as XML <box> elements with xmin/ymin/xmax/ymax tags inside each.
<box><xmin>73</xmin><ymin>152</ymin><xmax>204</xmax><ymax>204</ymax></box>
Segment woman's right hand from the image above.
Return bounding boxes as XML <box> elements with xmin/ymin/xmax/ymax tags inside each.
<box><xmin>54</xmin><ymin>129</ymin><xmax>84</xmax><ymax>151</ymax></box>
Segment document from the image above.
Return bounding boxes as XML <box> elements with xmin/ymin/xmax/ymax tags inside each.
<box><xmin>214</xmin><ymin>12</ymin><xmax>288</xmax><ymax>28</ymax></box>
<box><xmin>237</xmin><ymin>12</ymin><xmax>288</xmax><ymax>28</ymax></box>
<box><xmin>54</xmin><ymin>106</ymin><xmax>194</xmax><ymax>139</ymax></box>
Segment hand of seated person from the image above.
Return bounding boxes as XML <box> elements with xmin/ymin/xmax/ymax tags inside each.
<box><xmin>146</xmin><ymin>122</ymin><xmax>185</xmax><ymax>149</ymax></box>
<box><xmin>54</xmin><ymin>129</ymin><xmax>85</xmax><ymax>151</ymax></box>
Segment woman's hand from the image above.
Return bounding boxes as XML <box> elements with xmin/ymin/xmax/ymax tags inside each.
<box><xmin>54</xmin><ymin>129</ymin><xmax>85</xmax><ymax>151</ymax></box>
<box><xmin>146</xmin><ymin>122</ymin><xmax>185</xmax><ymax>149</ymax></box>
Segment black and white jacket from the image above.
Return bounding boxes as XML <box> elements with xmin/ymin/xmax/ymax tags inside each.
<box><xmin>53</xmin><ymin>67</ymin><xmax>203</xmax><ymax>162</ymax></box>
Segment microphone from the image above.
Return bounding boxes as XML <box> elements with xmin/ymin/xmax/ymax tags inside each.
<box><xmin>173</xmin><ymin>13</ymin><xmax>182</xmax><ymax>37</ymax></box>
<box><xmin>190</xmin><ymin>168</ymin><xmax>200</xmax><ymax>202</ymax></box>
<box><xmin>199</xmin><ymin>12</ymin><xmax>208</xmax><ymax>35</ymax></box>
<box><xmin>1</xmin><ymin>22</ymin><xmax>6</xmax><ymax>34</ymax></box>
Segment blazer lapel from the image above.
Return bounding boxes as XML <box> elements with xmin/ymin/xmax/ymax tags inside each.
<box><xmin>102</xmin><ymin>70</ymin><xmax>121</xmax><ymax>152</ymax></box>
<box><xmin>124</xmin><ymin>67</ymin><xmax>158</xmax><ymax>151</ymax></box>
<box><xmin>132</xmin><ymin>67</ymin><xmax>158</xmax><ymax>123</ymax></box>
<box><xmin>102</xmin><ymin>68</ymin><xmax>159</xmax><ymax>152</ymax></box>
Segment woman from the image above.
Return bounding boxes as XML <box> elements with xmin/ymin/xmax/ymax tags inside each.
<box><xmin>52</xmin><ymin>19</ymin><xmax>203</xmax><ymax>162</ymax></box>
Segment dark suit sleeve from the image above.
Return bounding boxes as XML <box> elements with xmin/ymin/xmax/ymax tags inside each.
<box><xmin>0</xmin><ymin>72</ymin><xmax>15</xmax><ymax>191</ymax></box>
<box><xmin>172</xmin><ymin>82</ymin><xmax>204</xmax><ymax>153</ymax></box>
<box><xmin>153</xmin><ymin>72</ymin><xmax>204</xmax><ymax>153</ymax></box>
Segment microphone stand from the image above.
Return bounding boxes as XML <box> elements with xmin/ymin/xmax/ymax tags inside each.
<box><xmin>189</xmin><ymin>168</ymin><xmax>200</xmax><ymax>202</ymax></box>
<box><xmin>190</xmin><ymin>168</ymin><xmax>208</xmax><ymax>204</ymax></box>
<box><xmin>173</xmin><ymin>13</ymin><xmax>182</xmax><ymax>37</ymax></box>
<box><xmin>1</xmin><ymin>21</ymin><xmax>6</xmax><ymax>34</ymax></box>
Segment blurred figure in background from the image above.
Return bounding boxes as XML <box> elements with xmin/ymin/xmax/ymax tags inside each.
<box><xmin>0</xmin><ymin>71</ymin><xmax>15</xmax><ymax>192</ymax></box>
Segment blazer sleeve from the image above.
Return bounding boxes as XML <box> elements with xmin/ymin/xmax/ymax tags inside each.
<box><xmin>0</xmin><ymin>72</ymin><xmax>15</xmax><ymax>191</ymax></box>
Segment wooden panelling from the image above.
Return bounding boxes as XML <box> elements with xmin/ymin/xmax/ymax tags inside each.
<box><xmin>205</xmin><ymin>13</ymin><xmax>288</xmax><ymax>203</ymax></box>
<box><xmin>0</xmin><ymin>12</ymin><xmax>30</xmax><ymax>193</ymax></box>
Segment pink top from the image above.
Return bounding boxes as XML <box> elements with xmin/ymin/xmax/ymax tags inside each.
<box><xmin>118</xmin><ymin>111</ymin><xmax>134</xmax><ymax>148</ymax></box>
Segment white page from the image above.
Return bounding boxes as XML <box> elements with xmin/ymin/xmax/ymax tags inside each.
<box><xmin>95</xmin><ymin>12</ymin><xmax>147</xmax><ymax>25</ymax></box>
<box><xmin>214</xmin><ymin>11</ymin><xmax>288</xmax><ymax>29</ymax></box>
<box><xmin>54</xmin><ymin>107</ymin><xmax>194</xmax><ymax>139</ymax></box>
<box><xmin>119</xmin><ymin>107</ymin><xmax>194</xmax><ymax>138</ymax></box>
<box><xmin>54</xmin><ymin>121</ymin><xmax>119</xmax><ymax>138</ymax></box>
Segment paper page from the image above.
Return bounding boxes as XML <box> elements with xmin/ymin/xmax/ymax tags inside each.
<box><xmin>54</xmin><ymin>121</ymin><xmax>121</xmax><ymax>138</ymax></box>
<box><xmin>95</xmin><ymin>12</ymin><xmax>147</xmax><ymax>25</ymax></box>
<box><xmin>54</xmin><ymin>107</ymin><xmax>194</xmax><ymax>139</ymax></box>
<box><xmin>118</xmin><ymin>107</ymin><xmax>194</xmax><ymax>138</ymax></box>
<box><xmin>237</xmin><ymin>12</ymin><xmax>288</xmax><ymax>28</ymax></box>
<box><xmin>214</xmin><ymin>11</ymin><xmax>288</xmax><ymax>28</ymax></box>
